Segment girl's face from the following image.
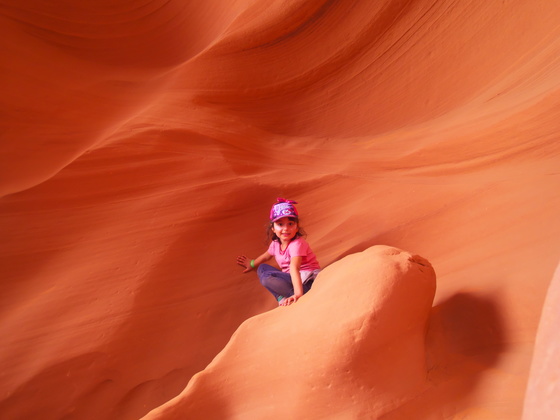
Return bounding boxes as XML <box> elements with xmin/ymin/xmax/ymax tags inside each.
<box><xmin>272</xmin><ymin>217</ymin><xmax>298</xmax><ymax>243</ymax></box>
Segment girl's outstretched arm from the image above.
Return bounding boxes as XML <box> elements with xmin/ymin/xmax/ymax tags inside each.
<box><xmin>236</xmin><ymin>251</ymin><xmax>272</xmax><ymax>273</ymax></box>
<box><xmin>281</xmin><ymin>256</ymin><xmax>303</xmax><ymax>306</ymax></box>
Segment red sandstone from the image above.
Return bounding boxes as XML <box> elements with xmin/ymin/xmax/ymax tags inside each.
<box><xmin>1</xmin><ymin>1</ymin><xmax>559</xmax><ymax>419</ymax></box>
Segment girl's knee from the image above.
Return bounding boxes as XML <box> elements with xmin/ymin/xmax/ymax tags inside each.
<box><xmin>257</xmin><ymin>264</ymin><xmax>272</xmax><ymax>286</ymax></box>
<box><xmin>257</xmin><ymin>263</ymin><xmax>279</xmax><ymax>280</ymax></box>
<box><xmin>257</xmin><ymin>264</ymin><xmax>268</xmax><ymax>277</ymax></box>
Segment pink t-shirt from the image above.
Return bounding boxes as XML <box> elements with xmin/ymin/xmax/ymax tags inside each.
<box><xmin>267</xmin><ymin>237</ymin><xmax>320</xmax><ymax>273</ymax></box>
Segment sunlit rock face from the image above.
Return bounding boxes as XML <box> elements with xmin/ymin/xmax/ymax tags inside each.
<box><xmin>144</xmin><ymin>246</ymin><xmax>436</xmax><ymax>419</ymax></box>
<box><xmin>1</xmin><ymin>1</ymin><xmax>559</xmax><ymax>419</ymax></box>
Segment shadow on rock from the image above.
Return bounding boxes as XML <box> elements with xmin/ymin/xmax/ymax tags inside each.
<box><xmin>385</xmin><ymin>291</ymin><xmax>507</xmax><ymax>419</ymax></box>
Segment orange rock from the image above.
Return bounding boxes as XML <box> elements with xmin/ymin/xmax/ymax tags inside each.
<box><xmin>523</xmin><ymin>264</ymin><xmax>560</xmax><ymax>420</ymax></box>
<box><xmin>1</xmin><ymin>0</ymin><xmax>560</xmax><ymax>419</ymax></box>
<box><xmin>142</xmin><ymin>246</ymin><xmax>436</xmax><ymax>419</ymax></box>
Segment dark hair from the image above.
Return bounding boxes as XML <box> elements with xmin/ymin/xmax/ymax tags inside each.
<box><xmin>266</xmin><ymin>217</ymin><xmax>307</xmax><ymax>243</ymax></box>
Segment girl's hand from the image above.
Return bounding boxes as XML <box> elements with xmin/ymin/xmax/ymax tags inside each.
<box><xmin>236</xmin><ymin>255</ymin><xmax>252</xmax><ymax>273</ymax></box>
<box><xmin>279</xmin><ymin>295</ymin><xmax>300</xmax><ymax>306</ymax></box>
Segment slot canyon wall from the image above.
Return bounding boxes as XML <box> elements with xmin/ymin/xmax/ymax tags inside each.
<box><xmin>1</xmin><ymin>1</ymin><xmax>559</xmax><ymax>419</ymax></box>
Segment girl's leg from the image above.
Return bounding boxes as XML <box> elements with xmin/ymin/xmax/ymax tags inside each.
<box><xmin>257</xmin><ymin>264</ymin><xmax>293</xmax><ymax>301</ymax></box>
<box><xmin>303</xmin><ymin>278</ymin><xmax>314</xmax><ymax>294</ymax></box>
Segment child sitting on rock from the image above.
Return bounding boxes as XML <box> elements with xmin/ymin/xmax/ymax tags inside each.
<box><xmin>237</xmin><ymin>198</ymin><xmax>321</xmax><ymax>306</ymax></box>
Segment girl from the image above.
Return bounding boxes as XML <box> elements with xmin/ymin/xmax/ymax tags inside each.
<box><xmin>237</xmin><ymin>198</ymin><xmax>321</xmax><ymax>306</ymax></box>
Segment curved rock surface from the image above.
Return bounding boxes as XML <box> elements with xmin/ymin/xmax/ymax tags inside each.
<box><xmin>1</xmin><ymin>1</ymin><xmax>559</xmax><ymax>419</ymax></box>
<box><xmin>522</xmin><ymin>263</ymin><xmax>560</xmax><ymax>420</ymax></box>
<box><xmin>144</xmin><ymin>246</ymin><xmax>436</xmax><ymax>419</ymax></box>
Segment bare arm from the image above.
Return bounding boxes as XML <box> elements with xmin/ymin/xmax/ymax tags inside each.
<box><xmin>280</xmin><ymin>256</ymin><xmax>303</xmax><ymax>306</ymax></box>
<box><xmin>236</xmin><ymin>251</ymin><xmax>272</xmax><ymax>273</ymax></box>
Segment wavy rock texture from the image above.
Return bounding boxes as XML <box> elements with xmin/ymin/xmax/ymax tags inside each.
<box><xmin>1</xmin><ymin>0</ymin><xmax>559</xmax><ymax>419</ymax></box>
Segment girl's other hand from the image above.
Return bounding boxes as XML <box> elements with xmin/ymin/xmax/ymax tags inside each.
<box><xmin>236</xmin><ymin>255</ymin><xmax>251</xmax><ymax>273</ymax></box>
<box><xmin>279</xmin><ymin>295</ymin><xmax>299</xmax><ymax>306</ymax></box>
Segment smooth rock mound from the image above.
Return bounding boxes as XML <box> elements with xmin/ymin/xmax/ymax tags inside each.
<box><xmin>143</xmin><ymin>245</ymin><xmax>436</xmax><ymax>419</ymax></box>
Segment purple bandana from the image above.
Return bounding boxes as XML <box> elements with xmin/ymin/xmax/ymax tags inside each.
<box><xmin>270</xmin><ymin>198</ymin><xmax>299</xmax><ymax>222</ymax></box>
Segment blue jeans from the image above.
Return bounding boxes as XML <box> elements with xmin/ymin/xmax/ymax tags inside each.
<box><xmin>257</xmin><ymin>264</ymin><xmax>314</xmax><ymax>301</ymax></box>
